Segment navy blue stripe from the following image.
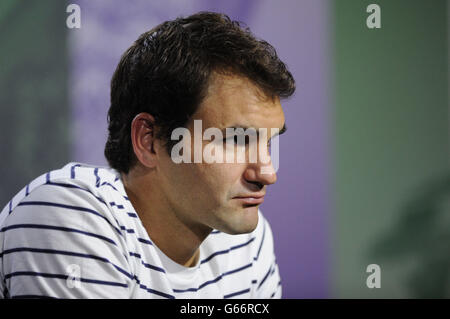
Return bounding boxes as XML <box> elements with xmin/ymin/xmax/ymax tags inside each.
<box><xmin>257</xmin><ymin>265</ymin><xmax>272</xmax><ymax>290</ymax></box>
<box><xmin>70</xmin><ymin>164</ymin><xmax>81</xmax><ymax>179</ymax></box>
<box><xmin>270</xmin><ymin>266</ymin><xmax>276</xmax><ymax>275</ymax></box>
<box><xmin>0</xmin><ymin>247</ymin><xmax>134</xmax><ymax>280</ymax></box>
<box><xmin>127</xmin><ymin>212</ymin><xmax>138</xmax><ymax>218</ymax></box>
<box><xmin>46</xmin><ymin>181</ymin><xmax>107</xmax><ymax>206</ymax></box>
<box><xmin>211</xmin><ymin>230</ymin><xmax>221</xmax><ymax>234</ymax></box>
<box><xmin>133</xmin><ymin>276</ymin><xmax>175</xmax><ymax>299</ymax></box>
<box><xmin>173</xmin><ymin>263</ymin><xmax>252</xmax><ymax>294</ymax></box>
<box><xmin>200</xmin><ymin>238</ymin><xmax>254</xmax><ymax>263</ymax></box>
<box><xmin>99</xmin><ymin>182</ymin><xmax>130</xmax><ymax>203</ymax></box>
<box><xmin>142</xmin><ymin>286</ymin><xmax>174</xmax><ymax>299</ymax></box>
<box><xmin>129</xmin><ymin>252</ymin><xmax>165</xmax><ymax>273</ymax></box>
<box><xmin>173</xmin><ymin>288</ymin><xmax>195</xmax><ymax>293</ymax></box>
<box><xmin>94</xmin><ymin>168</ymin><xmax>100</xmax><ymax>187</ymax></box>
<box><xmin>201</xmin><ymin>237</ymin><xmax>255</xmax><ymax>265</ymax></box>
<box><xmin>270</xmin><ymin>281</ymin><xmax>282</xmax><ymax>298</ymax></box>
<box><xmin>11</xmin><ymin>295</ymin><xmax>58</xmax><ymax>299</ymax></box>
<box><xmin>16</xmin><ymin>201</ymin><xmax>122</xmax><ymax>236</ymax></box>
<box><xmin>8</xmin><ymin>200</ymin><xmax>12</xmax><ymax>214</ymax></box>
<box><xmin>223</xmin><ymin>262</ymin><xmax>252</xmax><ymax>276</ymax></box>
<box><xmin>137</xmin><ymin>237</ymin><xmax>153</xmax><ymax>245</ymax></box>
<box><xmin>251</xmin><ymin>279</ymin><xmax>257</xmax><ymax>284</ymax></box>
<box><xmin>5</xmin><ymin>248</ymin><xmax>172</xmax><ymax>298</ymax></box>
<box><xmin>121</xmin><ymin>226</ymin><xmax>135</xmax><ymax>234</ymax></box>
<box><xmin>25</xmin><ymin>184</ymin><xmax>30</xmax><ymax>196</ymax></box>
<box><xmin>3</xmin><ymin>277</ymin><xmax>8</xmax><ymax>297</ymax></box>
<box><xmin>109</xmin><ymin>202</ymin><xmax>124</xmax><ymax>209</ymax></box>
<box><xmin>5</xmin><ymin>271</ymin><xmax>128</xmax><ymax>288</ymax></box>
<box><xmin>198</xmin><ymin>275</ymin><xmax>224</xmax><ymax>290</ymax></box>
<box><xmin>254</xmin><ymin>220</ymin><xmax>266</xmax><ymax>261</ymax></box>
<box><xmin>100</xmin><ymin>181</ymin><xmax>118</xmax><ymax>192</ymax></box>
<box><xmin>80</xmin><ymin>277</ymin><xmax>128</xmax><ymax>287</ymax></box>
<box><xmin>140</xmin><ymin>260</ymin><xmax>165</xmax><ymax>274</ymax></box>
<box><xmin>129</xmin><ymin>252</ymin><xmax>141</xmax><ymax>258</ymax></box>
<box><xmin>230</xmin><ymin>237</ymin><xmax>255</xmax><ymax>250</ymax></box>
<box><xmin>224</xmin><ymin>288</ymin><xmax>251</xmax><ymax>299</ymax></box>
<box><xmin>0</xmin><ymin>224</ymin><xmax>117</xmax><ymax>246</ymax></box>
<box><xmin>38</xmin><ymin>183</ymin><xmax>144</xmax><ymax>243</ymax></box>
<box><xmin>87</xmin><ymin>171</ymin><xmax>128</xmax><ymax>202</ymax></box>
<box><xmin>173</xmin><ymin>276</ymin><xmax>222</xmax><ymax>293</ymax></box>
<box><xmin>46</xmin><ymin>172</ymin><xmax>50</xmax><ymax>183</ymax></box>
<box><xmin>44</xmin><ymin>183</ymin><xmax>138</xmax><ymax>240</ymax></box>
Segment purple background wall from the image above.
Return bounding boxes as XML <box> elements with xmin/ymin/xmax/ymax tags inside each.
<box><xmin>69</xmin><ymin>0</ymin><xmax>331</xmax><ymax>298</ymax></box>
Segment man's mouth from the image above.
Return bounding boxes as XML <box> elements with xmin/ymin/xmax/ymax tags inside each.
<box><xmin>233</xmin><ymin>195</ymin><xmax>265</xmax><ymax>205</ymax></box>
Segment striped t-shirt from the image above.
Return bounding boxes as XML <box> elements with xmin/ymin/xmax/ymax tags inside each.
<box><xmin>0</xmin><ymin>162</ymin><xmax>281</xmax><ymax>299</ymax></box>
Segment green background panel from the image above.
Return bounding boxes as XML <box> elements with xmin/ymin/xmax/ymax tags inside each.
<box><xmin>0</xmin><ymin>0</ymin><xmax>70</xmax><ymax>205</ymax></box>
<box><xmin>334</xmin><ymin>0</ymin><xmax>449</xmax><ymax>298</ymax></box>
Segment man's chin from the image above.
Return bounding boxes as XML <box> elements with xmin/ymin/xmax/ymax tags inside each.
<box><xmin>219</xmin><ymin>205</ymin><xmax>259</xmax><ymax>235</ymax></box>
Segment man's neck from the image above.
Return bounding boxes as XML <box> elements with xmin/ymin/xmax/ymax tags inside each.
<box><xmin>121</xmin><ymin>169</ymin><xmax>210</xmax><ymax>268</ymax></box>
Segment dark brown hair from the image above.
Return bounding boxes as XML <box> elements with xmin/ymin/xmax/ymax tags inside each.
<box><xmin>105</xmin><ymin>11</ymin><xmax>295</xmax><ymax>173</ymax></box>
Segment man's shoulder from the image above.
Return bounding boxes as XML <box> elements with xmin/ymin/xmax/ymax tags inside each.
<box><xmin>46</xmin><ymin>162</ymin><xmax>122</xmax><ymax>192</ymax></box>
<box><xmin>0</xmin><ymin>162</ymin><xmax>126</xmax><ymax>227</ymax></box>
<box><xmin>0</xmin><ymin>163</ymin><xmax>134</xmax><ymax>299</ymax></box>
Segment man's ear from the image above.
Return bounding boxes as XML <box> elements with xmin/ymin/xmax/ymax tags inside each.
<box><xmin>130</xmin><ymin>112</ymin><xmax>158</xmax><ymax>168</ymax></box>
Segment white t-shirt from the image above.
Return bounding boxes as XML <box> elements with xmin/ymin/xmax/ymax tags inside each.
<box><xmin>0</xmin><ymin>162</ymin><xmax>281</xmax><ymax>299</ymax></box>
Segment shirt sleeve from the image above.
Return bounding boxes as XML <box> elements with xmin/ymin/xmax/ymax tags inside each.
<box><xmin>0</xmin><ymin>182</ymin><xmax>133</xmax><ymax>299</ymax></box>
<box><xmin>252</xmin><ymin>212</ymin><xmax>282</xmax><ymax>299</ymax></box>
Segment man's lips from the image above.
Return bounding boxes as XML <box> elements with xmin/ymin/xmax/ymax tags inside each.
<box><xmin>233</xmin><ymin>194</ymin><xmax>265</xmax><ymax>205</ymax></box>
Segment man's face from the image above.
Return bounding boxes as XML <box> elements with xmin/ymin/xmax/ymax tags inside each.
<box><xmin>155</xmin><ymin>73</ymin><xmax>285</xmax><ymax>235</ymax></box>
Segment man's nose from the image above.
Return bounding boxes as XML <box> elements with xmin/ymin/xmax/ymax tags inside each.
<box><xmin>244</xmin><ymin>160</ymin><xmax>277</xmax><ymax>186</ymax></box>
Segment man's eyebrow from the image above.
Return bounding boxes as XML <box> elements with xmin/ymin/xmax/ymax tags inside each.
<box><xmin>220</xmin><ymin>123</ymin><xmax>287</xmax><ymax>138</ymax></box>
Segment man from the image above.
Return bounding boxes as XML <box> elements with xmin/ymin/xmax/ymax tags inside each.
<box><xmin>0</xmin><ymin>12</ymin><xmax>295</xmax><ymax>298</ymax></box>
